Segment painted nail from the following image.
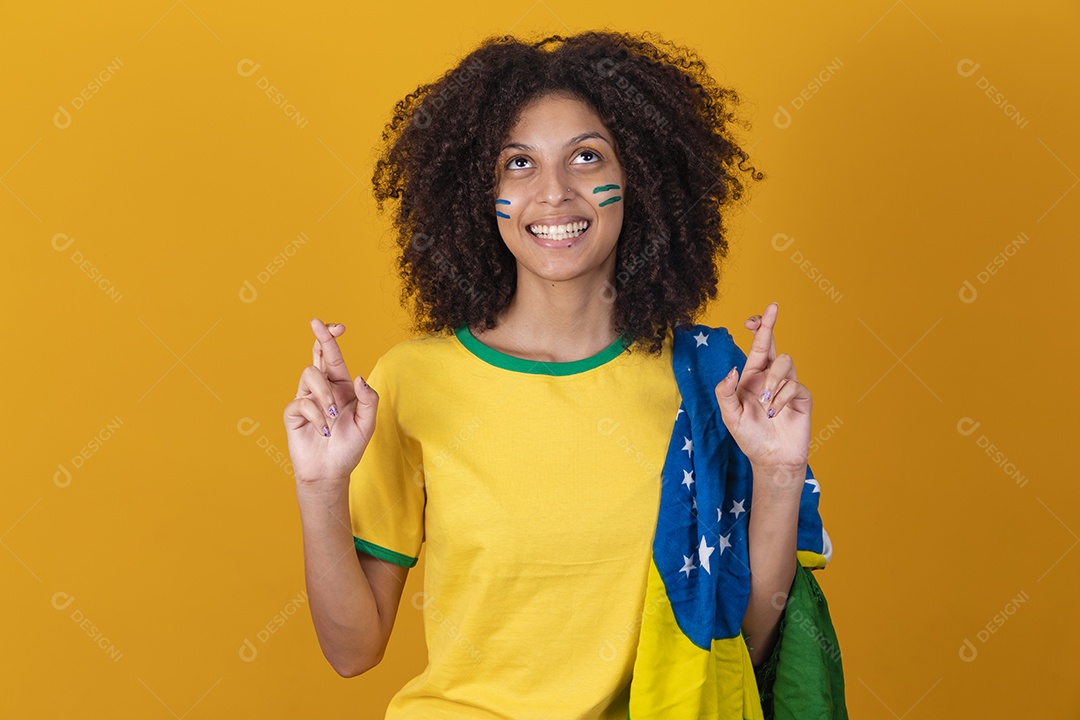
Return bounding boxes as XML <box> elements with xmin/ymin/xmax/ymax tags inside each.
<box><xmin>328</xmin><ymin>405</ymin><xmax>338</xmax><ymax>417</ymax></box>
<box><xmin>767</xmin><ymin>407</ymin><xmax>776</xmax><ymax>419</ymax></box>
<box><xmin>321</xmin><ymin>425</ymin><xmax>331</xmax><ymax>437</ymax></box>
<box><xmin>760</xmin><ymin>388</ymin><xmax>771</xmax><ymax>403</ymax></box>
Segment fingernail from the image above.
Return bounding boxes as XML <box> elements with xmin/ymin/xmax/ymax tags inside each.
<box><xmin>328</xmin><ymin>404</ymin><xmax>338</xmax><ymax>417</ymax></box>
<box><xmin>360</xmin><ymin>376</ymin><xmax>368</xmax><ymax>389</ymax></box>
<box><xmin>726</xmin><ymin>366</ymin><xmax>737</xmax><ymax>381</ymax></box>
<box><xmin>760</xmin><ymin>388</ymin><xmax>771</xmax><ymax>403</ymax></box>
<box><xmin>767</xmin><ymin>407</ymin><xmax>776</xmax><ymax>419</ymax></box>
<box><xmin>321</xmin><ymin>425</ymin><xmax>331</xmax><ymax>437</ymax></box>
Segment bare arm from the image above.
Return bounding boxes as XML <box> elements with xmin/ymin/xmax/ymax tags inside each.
<box><xmin>285</xmin><ymin>319</ymin><xmax>410</xmax><ymax>676</ymax></box>
<box><xmin>741</xmin><ymin>464</ymin><xmax>801</xmax><ymax>668</ymax></box>
<box><xmin>297</xmin><ymin>481</ymin><xmax>409</xmax><ymax>677</ymax></box>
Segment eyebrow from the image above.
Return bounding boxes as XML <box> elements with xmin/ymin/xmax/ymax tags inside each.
<box><xmin>499</xmin><ymin>131</ymin><xmax>611</xmax><ymax>153</ymax></box>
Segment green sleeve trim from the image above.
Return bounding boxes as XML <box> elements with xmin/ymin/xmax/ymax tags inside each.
<box><xmin>353</xmin><ymin>536</ymin><xmax>418</xmax><ymax>568</ymax></box>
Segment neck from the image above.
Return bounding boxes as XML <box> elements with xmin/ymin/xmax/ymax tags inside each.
<box><xmin>479</xmin><ymin>265</ymin><xmax>620</xmax><ymax>363</ymax></box>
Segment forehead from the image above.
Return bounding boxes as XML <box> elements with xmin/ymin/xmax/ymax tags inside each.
<box><xmin>502</xmin><ymin>93</ymin><xmax>611</xmax><ymax>147</ymax></box>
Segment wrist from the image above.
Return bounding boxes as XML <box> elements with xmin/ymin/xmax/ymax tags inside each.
<box><xmin>751</xmin><ymin>463</ymin><xmax>806</xmax><ymax>498</ymax></box>
<box><xmin>295</xmin><ymin>478</ymin><xmax>350</xmax><ymax>501</ymax></box>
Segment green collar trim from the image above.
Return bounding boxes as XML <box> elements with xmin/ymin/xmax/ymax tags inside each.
<box><xmin>454</xmin><ymin>325</ymin><xmax>631</xmax><ymax>376</ymax></box>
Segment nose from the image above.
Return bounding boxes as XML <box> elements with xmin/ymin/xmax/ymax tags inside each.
<box><xmin>536</xmin><ymin>163</ymin><xmax>575</xmax><ymax>204</ymax></box>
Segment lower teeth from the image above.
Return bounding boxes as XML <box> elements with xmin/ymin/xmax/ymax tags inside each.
<box><xmin>534</xmin><ymin>229</ymin><xmax>585</xmax><ymax>240</ymax></box>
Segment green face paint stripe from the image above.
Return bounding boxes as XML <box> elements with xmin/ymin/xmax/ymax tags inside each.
<box><xmin>598</xmin><ymin>196</ymin><xmax>622</xmax><ymax>207</ymax></box>
<box><xmin>592</xmin><ymin>184</ymin><xmax>621</xmax><ymax>193</ymax></box>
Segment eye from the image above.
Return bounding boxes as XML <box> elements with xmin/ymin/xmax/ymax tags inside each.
<box><xmin>504</xmin><ymin>155</ymin><xmax>533</xmax><ymax>170</ymax></box>
<box><xmin>572</xmin><ymin>148</ymin><xmax>602</xmax><ymax>164</ymax></box>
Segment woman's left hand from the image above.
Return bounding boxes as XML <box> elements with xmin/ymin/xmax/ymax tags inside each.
<box><xmin>714</xmin><ymin>302</ymin><xmax>812</xmax><ymax>488</ymax></box>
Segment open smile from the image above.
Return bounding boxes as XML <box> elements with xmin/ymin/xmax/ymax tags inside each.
<box><xmin>526</xmin><ymin>220</ymin><xmax>591</xmax><ymax>248</ymax></box>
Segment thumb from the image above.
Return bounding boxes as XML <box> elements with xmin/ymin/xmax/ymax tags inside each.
<box><xmin>714</xmin><ymin>365</ymin><xmax>742</xmax><ymax>424</ymax></box>
<box><xmin>354</xmin><ymin>375</ymin><xmax>378</xmax><ymax>411</ymax></box>
<box><xmin>354</xmin><ymin>375</ymin><xmax>379</xmax><ymax>438</ymax></box>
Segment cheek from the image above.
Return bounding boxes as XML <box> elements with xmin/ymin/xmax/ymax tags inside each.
<box><xmin>495</xmin><ymin>197</ymin><xmax>512</xmax><ymax>220</ymax></box>
<box><xmin>594</xmin><ymin>199</ymin><xmax>624</xmax><ymax>249</ymax></box>
<box><xmin>591</xmin><ymin>182</ymin><xmax>623</xmax><ymax>211</ymax></box>
<box><xmin>493</xmin><ymin>183</ymin><xmax>526</xmax><ymax>221</ymax></box>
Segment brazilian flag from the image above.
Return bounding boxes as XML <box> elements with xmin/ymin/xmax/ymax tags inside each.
<box><xmin>627</xmin><ymin>324</ymin><xmax>848</xmax><ymax>719</ymax></box>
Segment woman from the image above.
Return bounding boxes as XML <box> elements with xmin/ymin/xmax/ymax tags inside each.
<box><xmin>284</xmin><ymin>30</ymin><xmax>844</xmax><ymax>719</ymax></box>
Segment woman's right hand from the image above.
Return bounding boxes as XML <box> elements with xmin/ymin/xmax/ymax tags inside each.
<box><xmin>284</xmin><ymin>318</ymin><xmax>379</xmax><ymax>489</ymax></box>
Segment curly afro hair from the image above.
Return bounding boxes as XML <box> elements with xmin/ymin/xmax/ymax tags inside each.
<box><xmin>371</xmin><ymin>30</ymin><xmax>763</xmax><ymax>354</ymax></box>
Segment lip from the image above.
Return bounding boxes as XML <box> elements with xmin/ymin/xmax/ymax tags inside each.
<box><xmin>525</xmin><ymin>218</ymin><xmax>592</xmax><ymax>249</ymax></box>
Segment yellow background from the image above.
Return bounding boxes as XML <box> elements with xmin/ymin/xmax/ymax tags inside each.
<box><xmin>3</xmin><ymin>1</ymin><xmax>1078</xmax><ymax>717</ymax></box>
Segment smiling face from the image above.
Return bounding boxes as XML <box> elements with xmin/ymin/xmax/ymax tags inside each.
<box><xmin>493</xmin><ymin>91</ymin><xmax>627</xmax><ymax>286</ymax></box>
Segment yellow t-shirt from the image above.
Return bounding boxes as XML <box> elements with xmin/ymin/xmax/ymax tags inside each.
<box><xmin>349</xmin><ymin>325</ymin><xmax>681</xmax><ymax>719</ymax></box>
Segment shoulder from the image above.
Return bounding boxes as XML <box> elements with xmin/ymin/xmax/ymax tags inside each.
<box><xmin>367</xmin><ymin>329</ymin><xmax>460</xmax><ymax>392</ymax></box>
<box><xmin>379</xmin><ymin>329</ymin><xmax>458</xmax><ymax>357</ymax></box>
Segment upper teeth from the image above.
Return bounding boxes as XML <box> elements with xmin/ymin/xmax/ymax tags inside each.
<box><xmin>530</xmin><ymin>221</ymin><xmax>589</xmax><ymax>236</ymax></box>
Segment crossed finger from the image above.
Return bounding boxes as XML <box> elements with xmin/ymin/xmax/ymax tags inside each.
<box><xmin>766</xmin><ymin>373</ymin><xmax>804</xmax><ymax>419</ymax></box>
<box><xmin>310</xmin><ymin>320</ymin><xmax>348</xmax><ymax>377</ymax></box>
<box><xmin>743</xmin><ymin>302</ymin><xmax>779</xmax><ymax>375</ymax></box>
<box><xmin>760</xmin><ymin>351</ymin><xmax>799</xmax><ymax>414</ymax></box>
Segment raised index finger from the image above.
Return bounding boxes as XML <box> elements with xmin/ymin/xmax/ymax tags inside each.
<box><xmin>743</xmin><ymin>302</ymin><xmax>778</xmax><ymax>374</ymax></box>
<box><xmin>309</xmin><ymin>318</ymin><xmax>351</xmax><ymax>383</ymax></box>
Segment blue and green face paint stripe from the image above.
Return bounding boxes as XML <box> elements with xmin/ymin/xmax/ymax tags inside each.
<box><xmin>495</xmin><ymin>198</ymin><xmax>511</xmax><ymax>219</ymax></box>
<box><xmin>593</xmin><ymin>184</ymin><xmax>622</xmax><ymax>207</ymax></box>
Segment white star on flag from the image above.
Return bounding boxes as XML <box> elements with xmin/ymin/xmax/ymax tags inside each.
<box><xmin>693</xmin><ymin>331</ymin><xmax>709</xmax><ymax>347</ymax></box>
<box><xmin>698</xmin><ymin>536</ymin><xmax>716</xmax><ymax>574</ymax></box>
<box><xmin>682</xmin><ymin>437</ymin><xmax>693</xmax><ymax>456</ymax></box>
<box><xmin>680</xmin><ymin>554</ymin><xmax>696</xmax><ymax>578</ymax></box>
<box><xmin>806</xmin><ymin>478</ymin><xmax>820</xmax><ymax>493</ymax></box>
<box><xmin>718</xmin><ymin>533</ymin><xmax>732</xmax><ymax>555</ymax></box>
<box><xmin>682</xmin><ymin>469</ymin><xmax>695</xmax><ymax>488</ymax></box>
<box><xmin>729</xmin><ymin>499</ymin><xmax>746</xmax><ymax>519</ymax></box>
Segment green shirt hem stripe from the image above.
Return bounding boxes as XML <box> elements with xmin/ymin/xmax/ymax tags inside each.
<box><xmin>353</xmin><ymin>536</ymin><xmax>419</xmax><ymax>568</ymax></box>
